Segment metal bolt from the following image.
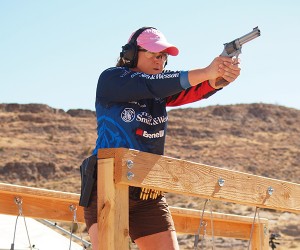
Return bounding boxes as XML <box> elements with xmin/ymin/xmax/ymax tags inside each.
<box><xmin>69</xmin><ymin>204</ymin><xmax>77</xmax><ymax>212</ymax></box>
<box><xmin>126</xmin><ymin>160</ymin><xmax>134</xmax><ymax>169</ymax></box>
<box><xmin>218</xmin><ymin>178</ymin><xmax>225</xmax><ymax>187</ymax></box>
<box><xmin>14</xmin><ymin>197</ymin><xmax>22</xmax><ymax>205</ymax></box>
<box><xmin>267</xmin><ymin>186</ymin><xmax>274</xmax><ymax>196</ymax></box>
<box><xmin>127</xmin><ymin>171</ymin><xmax>135</xmax><ymax>180</ymax></box>
<box><xmin>14</xmin><ymin>197</ymin><xmax>23</xmax><ymax>216</ymax></box>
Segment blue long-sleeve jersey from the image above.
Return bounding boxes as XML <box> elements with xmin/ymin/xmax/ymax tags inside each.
<box><xmin>93</xmin><ymin>67</ymin><xmax>219</xmax><ymax>156</ymax></box>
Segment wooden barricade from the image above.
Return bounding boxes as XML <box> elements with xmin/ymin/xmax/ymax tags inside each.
<box><xmin>97</xmin><ymin>148</ymin><xmax>300</xmax><ymax>250</ymax></box>
<box><xmin>0</xmin><ymin>147</ymin><xmax>299</xmax><ymax>250</ymax></box>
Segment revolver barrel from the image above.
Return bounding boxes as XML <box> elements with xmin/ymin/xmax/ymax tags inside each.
<box><xmin>238</xmin><ymin>27</ymin><xmax>261</xmax><ymax>46</ymax></box>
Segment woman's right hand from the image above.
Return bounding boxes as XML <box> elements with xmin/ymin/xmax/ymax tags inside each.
<box><xmin>205</xmin><ymin>56</ymin><xmax>234</xmax><ymax>79</ymax></box>
<box><xmin>187</xmin><ymin>56</ymin><xmax>241</xmax><ymax>87</ymax></box>
<box><xmin>206</xmin><ymin>56</ymin><xmax>241</xmax><ymax>89</ymax></box>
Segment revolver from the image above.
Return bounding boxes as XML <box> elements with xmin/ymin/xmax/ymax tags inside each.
<box><xmin>221</xmin><ymin>26</ymin><xmax>261</xmax><ymax>58</ymax></box>
<box><xmin>216</xmin><ymin>27</ymin><xmax>261</xmax><ymax>87</ymax></box>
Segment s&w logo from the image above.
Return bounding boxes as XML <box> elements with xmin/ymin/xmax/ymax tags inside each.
<box><xmin>136</xmin><ymin>112</ymin><xmax>168</xmax><ymax>125</ymax></box>
<box><xmin>121</xmin><ymin>108</ymin><xmax>135</xmax><ymax>122</ymax></box>
<box><xmin>136</xmin><ymin>128</ymin><xmax>165</xmax><ymax>139</ymax></box>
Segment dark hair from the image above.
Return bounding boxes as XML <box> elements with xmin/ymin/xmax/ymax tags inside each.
<box><xmin>116</xmin><ymin>46</ymin><xmax>143</xmax><ymax>67</ymax></box>
<box><xmin>116</xmin><ymin>57</ymin><xmax>127</xmax><ymax>67</ymax></box>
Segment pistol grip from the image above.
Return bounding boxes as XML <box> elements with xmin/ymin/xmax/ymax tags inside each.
<box><xmin>215</xmin><ymin>77</ymin><xmax>230</xmax><ymax>88</ymax></box>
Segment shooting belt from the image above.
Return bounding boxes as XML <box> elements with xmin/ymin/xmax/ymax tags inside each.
<box><xmin>130</xmin><ymin>187</ymin><xmax>164</xmax><ymax>200</ymax></box>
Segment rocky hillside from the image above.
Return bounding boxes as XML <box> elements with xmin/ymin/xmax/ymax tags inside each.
<box><xmin>166</xmin><ymin>103</ymin><xmax>300</xmax><ymax>183</ymax></box>
<box><xmin>0</xmin><ymin>103</ymin><xmax>96</xmax><ymax>191</ymax></box>
<box><xmin>0</xmin><ymin>103</ymin><xmax>299</xmax><ymax>249</ymax></box>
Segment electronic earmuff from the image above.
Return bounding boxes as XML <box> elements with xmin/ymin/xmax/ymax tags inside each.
<box><xmin>120</xmin><ymin>27</ymin><xmax>156</xmax><ymax>68</ymax></box>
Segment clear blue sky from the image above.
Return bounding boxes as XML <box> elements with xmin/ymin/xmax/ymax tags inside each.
<box><xmin>1</xmin><ymin>1</ymin><xmax>300</xmax><ymax>111</ymax></box>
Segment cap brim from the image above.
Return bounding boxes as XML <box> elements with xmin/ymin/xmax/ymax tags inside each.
<box><xmin>141</xmin><ymin>41</ymin><xmax>179</xmax><ymax>56</ymax></box>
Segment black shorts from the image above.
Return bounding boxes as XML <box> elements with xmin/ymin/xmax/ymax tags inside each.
<box><xmin>83</xmin><ymin>182</ymin><xmax>175</xmax><ymax>241</ymax></box>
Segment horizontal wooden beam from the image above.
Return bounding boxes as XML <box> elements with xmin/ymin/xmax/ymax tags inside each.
<box><xmin>98</xmin><ymin>148</ymin><xmax>300</xmax><ymax>214</ymax></box>
<box><xmin>170</xmin><ymin>206</ymin><xmax>268</xmax><ymax>240</ymax></box>
<box><xmin>0</xmin><ymin>182</ymin><xmax>268</xmax><ymax>242</ymax></box>
<box><xmin>0</xmin><ymin>182</ymin><xmax>84</xmax><ymax>222</ymax></box>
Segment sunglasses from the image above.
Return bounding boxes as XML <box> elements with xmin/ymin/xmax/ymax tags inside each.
<box><xmin>138</xmin><ymin>49</ymin><xmax>168</xmax><ymax>62</ymax></box>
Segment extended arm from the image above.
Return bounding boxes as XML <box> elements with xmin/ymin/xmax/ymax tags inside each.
<box><xmin>188</xmin><ymin>56</ymin><xmax>241</xmax><ymax>89</ymax></box>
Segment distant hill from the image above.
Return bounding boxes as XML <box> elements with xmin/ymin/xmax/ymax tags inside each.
<box><xmin>0</xmin><ymin>103</ymin><xmax>299</xmax><ymax>249</ymax></box>
<box><xmin>166</xmin><ymin>103</ymin><xmax>300</xmax><ymax>183</ymax></box>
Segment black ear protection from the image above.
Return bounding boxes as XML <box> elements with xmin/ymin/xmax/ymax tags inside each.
<box><xmin>120</xmin><ymin>27</ymin><xmax>156</xmax><ymax>68</ymax></box>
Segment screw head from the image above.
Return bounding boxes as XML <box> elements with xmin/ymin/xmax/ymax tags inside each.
<box><xmin>268</xmin><ymin>186</ymin><xmax>274</xmax><ymax>195</ymax></box>
<box><xmin>218</xmin><ymin>178</ymin><xmax>225</xmax><ymax>187</ymax></box>
<box><xmin>126</xmin><ymin>160</ymin><xmax>134</xmax><ymax>169</ymax></box>
<box><xmin>127</xmin><ymin>171</ymin><xmax>135</xmax><ymax>180</ymax></box>
<box><xmin>69</xmin><ymin>204</ymin><xmax>77</xmax><ymax>212</ymax></box>
<box><xmin>14</xmin><ymin>197</ymin><xmax>22</xmax><ymax>205</ymax></box>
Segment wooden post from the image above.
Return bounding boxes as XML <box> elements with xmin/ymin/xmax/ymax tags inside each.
<box><xmin>97</xmin><ymin>158</ymin><xmax>129</xmax><ymax>250</ymax></box>
<box><xmin>251</xmin><ymin>216</ymin><xmax>269</xmax><ymax>250</ymax></box>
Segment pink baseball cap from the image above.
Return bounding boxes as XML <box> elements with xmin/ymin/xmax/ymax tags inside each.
<box><xmin>131</xmin><ymin>28</ymin><xmax>179</xmax><ymax>56</ymax></box>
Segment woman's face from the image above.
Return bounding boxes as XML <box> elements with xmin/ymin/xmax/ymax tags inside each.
<box><xmin>133</xmin><ymin>50</ymin><xmax>168</xmax><ymax>75</ymax></box>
